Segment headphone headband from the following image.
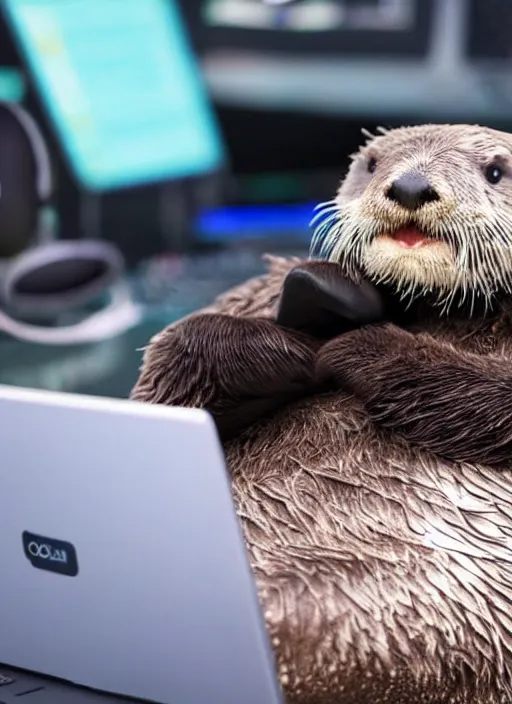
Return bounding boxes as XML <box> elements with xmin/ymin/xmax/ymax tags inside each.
<box><xmin>0</xmin><ymin>102</ymin><xmax>142</xmax><ymax>345</ymax></box>
<box><xmin>0</xmin><ymin>101</ymin><xmax>52</xmax><ymax>203</ymax></box>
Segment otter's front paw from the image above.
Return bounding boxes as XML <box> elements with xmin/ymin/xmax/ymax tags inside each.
<box><xmin>315</xmin><ymin>322</ymin><xmax>512</xmax><ymax>466</ymax></box>
<box><xmin>315</xmin><ymin>323</ymin><xmax>418</xmax><ymax>393</ymax></box>
<box><xmin>131</xmin><ymin>313</ymin><xmax>318</xmax><ymax>440</ymax></box>
<box><xmin>277</xmin><ymin>260</ymin><xmax>385</xmax><ymax>340</ymax></box>
<box><xmin>315</xmin><ymin>323</ymin><xmax>465</xmax><ymax>395</ymax></box>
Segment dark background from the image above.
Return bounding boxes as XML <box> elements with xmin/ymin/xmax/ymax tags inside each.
<box><xmin>1</xmin><ymin>0</ymin><xmax>512</xmax><ymax>396</ymax></box>
<box><xmin>3</xmin><ymin>0</ymin><xmax>511</xmax><ymax>194</ymax></box>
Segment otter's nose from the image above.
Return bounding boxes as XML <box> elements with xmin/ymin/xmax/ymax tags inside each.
<box><xmin>386</xmin><ymin>171</ymin><xmax>439</xmax><ymax>210</ymax></box>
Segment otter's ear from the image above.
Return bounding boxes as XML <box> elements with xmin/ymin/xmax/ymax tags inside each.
<box><xmin>276</xmin><ymin>261</ymin><xmax>384</xmax><ymax>338</ymax></box>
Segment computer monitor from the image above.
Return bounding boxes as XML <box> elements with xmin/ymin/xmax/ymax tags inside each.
<box><xmin>1</xmin><ymin>0</ymin><xmax>226</xmax><ymax>192</ymax></box>
<box><xmin>189</xmin><ymin>0</ymin><xmax>433</xmax><ymax>57</ymax></box>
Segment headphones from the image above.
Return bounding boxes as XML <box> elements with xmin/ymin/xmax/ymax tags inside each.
<box><xmin>0</xmin><ymin>100</ymin><xmax>142</xmax><ymax>345</ymax></box>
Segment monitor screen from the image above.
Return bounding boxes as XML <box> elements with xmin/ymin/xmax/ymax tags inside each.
<box><xmin>2</xmin><ymin>0</ymin><xmax>225</xmax><ymax>192</ymax></box>
<box><xmin>192</xmin><ymin>0</ymin><xmax>431</xmax><ymax>57</ymax></box>
<box><xmin>203</xmin><ymin>0</ymin><xmax>414</xmax><ymax>33</ymax></box>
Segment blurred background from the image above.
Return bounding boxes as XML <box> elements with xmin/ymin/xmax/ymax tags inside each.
<box><xmin>0</xmin><ymin>0</ymin><xmax>511</xmax><ymax>397</ymax></box>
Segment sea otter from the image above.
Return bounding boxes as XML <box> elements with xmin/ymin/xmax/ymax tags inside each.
<box><xmin>131</xmin><ymin>124</ymin><xmax>512</xmax><ymax>704</ymax></box>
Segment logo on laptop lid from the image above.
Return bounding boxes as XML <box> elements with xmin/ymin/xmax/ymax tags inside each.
<box><xmin>22</xmin><ymin>531</ymin><xmax>79</xmax><ymax>577</ymax></box>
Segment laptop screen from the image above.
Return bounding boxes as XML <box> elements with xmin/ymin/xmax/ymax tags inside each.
<box><xmin>2</xmin><ymin>0</ymin><xmax>225</xmax><ymax>192</ymax></box>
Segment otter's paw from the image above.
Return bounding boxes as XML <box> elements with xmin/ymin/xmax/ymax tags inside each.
<box><xmin>316</xmin><ymin>323</ymin><xmax>466</xmax><ymax>393</ymax></box>
<box><xmin>314</xmin><ymin>323</ymin><xmax>512</xmax><ymax>466</ymax></box>
<box><xmin>131</xmin><ymin>313</ymin><xmax>318</xmax><ymax>440</ymax></box>
<box><xmin>315</xmin><ymin>323</ymin><xmax>417</xmax><ymax>392</ymax></box>
<box><xmin>277</xmin><ymin>260</ymin><xmax>385</xmax><ymax>339</ymax></box>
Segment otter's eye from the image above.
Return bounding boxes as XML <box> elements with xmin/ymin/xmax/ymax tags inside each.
<box><xmin>367</xmin><ymin>157</ymin><xmax>377</xmax><ymax>174</ymax></box>
<box><xmin>485</xmin><ymin>164</ymin><xmax>503</xmax><ymax>184</ymax></box>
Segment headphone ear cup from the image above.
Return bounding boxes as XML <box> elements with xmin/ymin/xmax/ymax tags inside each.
<box><xmin>0</xmin><ymin>103</ymin><xmax>39</xmax><ymax>257</ymax></box>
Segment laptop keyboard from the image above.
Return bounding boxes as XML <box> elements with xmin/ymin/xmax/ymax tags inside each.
<box><xmin>0</xmin><ymin>667</ymin><xmax>139</xmax><ymax>703</ymax></box>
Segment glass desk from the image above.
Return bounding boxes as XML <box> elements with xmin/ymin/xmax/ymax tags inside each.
<box><xmin>0</xmin><ymin>243</ymin><xmax>308</xmax><ymax>399</ymax></box>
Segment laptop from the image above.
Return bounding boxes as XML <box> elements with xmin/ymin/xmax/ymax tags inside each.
<box><xmin>0</xmin><ymin>384</ymin><xmax>283</xmax><ymax>704</ymax></box>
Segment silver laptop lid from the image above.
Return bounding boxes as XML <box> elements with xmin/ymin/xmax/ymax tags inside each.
<box><xmin>0</xmin><ymin>385</ymin><xmax>283</xmax><ymax>704</ymax></box>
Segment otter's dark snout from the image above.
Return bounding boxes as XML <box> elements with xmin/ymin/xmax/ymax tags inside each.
<box><xmin>386</xmin><ymin>170</ymin><xmax>439</xmax><ymax>210</ymax></box>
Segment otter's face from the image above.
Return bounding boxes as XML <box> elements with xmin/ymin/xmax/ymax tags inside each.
<box><xmin>311</xmin><ymin>124</ymin><xmax>512</xmax><ymax>309</ymax></box>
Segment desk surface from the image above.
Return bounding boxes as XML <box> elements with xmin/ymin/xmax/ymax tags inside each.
<box><xmin>0</xmin><ymin>244</ymin><xmax>307</xmax><ymax>399</ymax></box>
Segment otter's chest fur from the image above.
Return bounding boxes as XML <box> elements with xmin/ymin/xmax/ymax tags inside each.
<box><xmin>227</xmin><ymin>395</ymin><xmax>512</xmax><ymax>703</ymax></box>
<box><xmin>407</xmin><ymin>308</ymin><xmax>512</xmax><ymax>356</ymax></box>
<box><xmin>224</xmin><ymin>311</ymin><xmax>512</xmax><ymax>704</ymax></box>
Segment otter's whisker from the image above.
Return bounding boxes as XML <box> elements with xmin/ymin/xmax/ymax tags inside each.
<box><xmin>311</xmin><ymin>207</ymin><xmax>344</xmax><ymax>239</ymax></box>
<box><xmin>310</xmin><ymin>216</ymin><xmax>340</xmax><ymax>241</ymax></box>
<box><xmin>487</xmin><ymin>237</ymin><xmax>512</xmax><ymax>295</ymax></box>
<box><xmin>310</xmin><ymin>205</ymin><xmax>340</xmax><ymax>228</ymax></box>
<box><xmin>361</xmin><ymin>127</ymin><xmax>376</xmax><ymax>141</ymax></box>
<box><xmin>310</xmin><ymin>208</ymin><xmax>339</xmax><ymax>228</ymax></box>
<box><xmin>313</xmin><ymin>199</ymin><xmax>337</xmax><ymax>212</ymax></box>
<box><xmin>311</xmin><ymin>215</ymin><xmax>347</xmax><ymax>260</ymax></box>
<box><xmin>487</xmin><ymin>220</ymin><xmax>510</xmax><ymax>249</ymax></box>
<box><xmin>310</xmin><ymin>216</ymin><xmax>339</xmax><ymax>247</ymax></box>
<box><xmin>310</xmin><ymin>221</ymin><xmax>343</xmax><ymax>258</ymax></box>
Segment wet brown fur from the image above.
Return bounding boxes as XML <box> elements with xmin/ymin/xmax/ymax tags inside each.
<box><xmin>132</xmin><ymin>125</ymin><xmax>512</xmax><ymax>704</ymax></box>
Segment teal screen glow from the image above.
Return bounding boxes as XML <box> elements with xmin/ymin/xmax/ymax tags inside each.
<box><xmin>2</xmin><ymin>0</ymin><xmax>225</xmax><ymax>191</ymax></box>
<box><xmin>0</xmin><ymin>68</ymin><xmax>26</xmax><ymax>101</ymax></box>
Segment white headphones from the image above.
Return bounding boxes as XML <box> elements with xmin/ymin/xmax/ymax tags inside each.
<box><xmin>0</xmin><ymin>101</ymin><xmax>142</xmax><ymax>345</ymax></box>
